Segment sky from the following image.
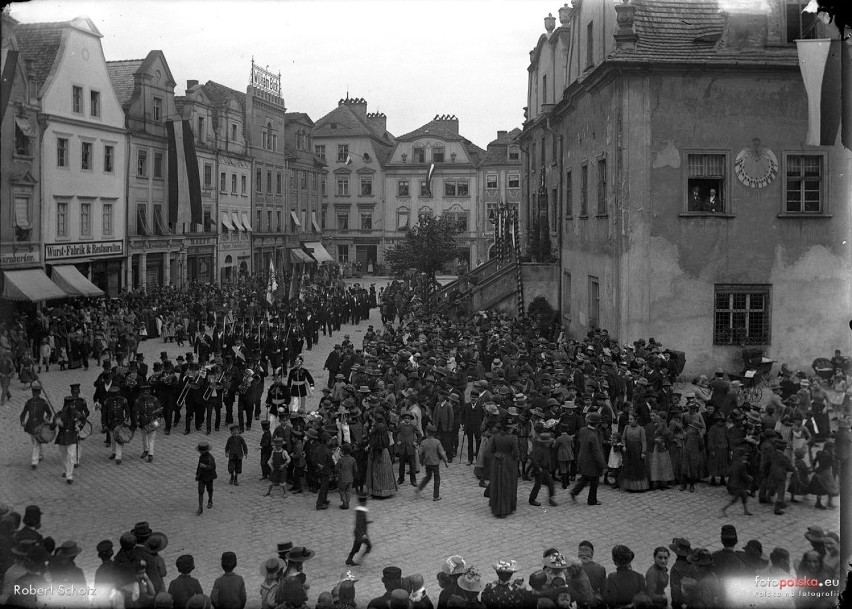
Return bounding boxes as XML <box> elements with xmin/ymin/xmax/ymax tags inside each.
<box><xmin>8</xmin><ymin>0</ymin><xmax>563</xmax><ymax>149</ymax></box>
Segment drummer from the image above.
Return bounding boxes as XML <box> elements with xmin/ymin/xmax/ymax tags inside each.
<box><xmin>136</xmin><ymin>384</ymin><xmax>163</xmax><ymax>463</ymax></box>
<box><xmin>104</xmin><ymin>385</ymin><xmax>131</xmax><ymax>465</ymax></box>
<box><xmin>68</xmin><ymin>384</ymin><xmax>90</xmax><ymax>467</ymax></box>
<box><xmin>19</xmin><ymin>381</ymin><xmax>53</xmax><ymax>470</ymax></box>
<box><xmin>55</xmin><ymin>396</ymin><xmax>81</xmax><ymax>484</ymax></box>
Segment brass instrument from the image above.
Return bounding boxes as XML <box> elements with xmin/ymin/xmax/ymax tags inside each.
<box><xmin>238</xmin><ymin>368</ymin><xmax>254</xmax><ymax>394</ymax></box>
<box><xmin>176</xmin><ymin>371</ymin><xmax>197</xmax><ymax>408</ymax></box>
<box><xmin>202</xmin><ymin>365</ymin><xmax>224</xmax><ymax>400</ymax></box>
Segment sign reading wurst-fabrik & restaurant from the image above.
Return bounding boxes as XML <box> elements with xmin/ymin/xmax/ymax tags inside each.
<box><xmin>45</xmin><ymin>240</ymin><xmax>124</xmax><ymax>261</ymax></box>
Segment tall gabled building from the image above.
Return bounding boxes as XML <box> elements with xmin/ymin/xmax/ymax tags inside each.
<box><xmin>312</xmin><ymin>97</ymin><xmax>395</xmax><ymax>270</ymax></box>
<box><xmin>15</xmin><ymin>17</ymin><xmax>127</xmax><ymax>296</ymax></box>
<box><xmin>383</xmin><ymin>115</ymin><xmax>485</xmax><ymax>270</ymax></box>
<box><xmin>108</xmin><ymin>51</ymin><xmax>194</xmax><ymax>288</ymax></box>
<box><xmin>0</xmin><ymin>11</ymin><xmax>52</xmax><ymax>308</ymax></box>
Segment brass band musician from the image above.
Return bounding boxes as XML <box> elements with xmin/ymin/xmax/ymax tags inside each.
<box><xmin>20</xmin><ymin>381</ymin><xmax>53</xmax><ymax>469</ymax></box>
<box><xmin>136</xmin><ymin>384</ymin><xmax>163</xmax><ymax>463</ymax></box>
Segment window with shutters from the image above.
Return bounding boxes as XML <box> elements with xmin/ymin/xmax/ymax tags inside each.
<box><xmin>783</xmin><ymin>153</ymin><xmax>826</xmax><ymax>214</ymax></box>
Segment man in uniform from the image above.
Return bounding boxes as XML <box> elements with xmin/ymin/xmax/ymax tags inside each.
<box><xmin>54</xmin><ymin>395</ymin><xmax>81</xmax><ymax>484</ymax></box>
<box><xmin>67</xmin><ymin>383</ymin><xmax>89</xmax><ymax>467</ymax></box>
<box><xmin>104</xmin><ymin>385</ymin><xmax>132</xmax><ymax>464</ymax></box>
<box><xmin>94</xmin><ymin>362</ymin><xmax>115</xmax><ymax>437</ymax></box>
<box><xmin>20</xmin><ymin>381</ymin><xmax>53</xmax><ymax>469</ymax></box>
<box><xmin>266</xmin><ymin>368</ymin><xmax>290</xmax><ymax>428</ymax></box>
<box><xmin>136</xmin><ymin>384</ymin><xmax>163</xmax><ymax>463</ymax></box>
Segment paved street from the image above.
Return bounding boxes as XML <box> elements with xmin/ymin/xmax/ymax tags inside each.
<box><xmin>0</xmin><ymin>277</ymin><xmax>840</xmax><ymax>608</ymax></box>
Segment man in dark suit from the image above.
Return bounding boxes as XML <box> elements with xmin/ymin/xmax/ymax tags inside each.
<box><xmin>570</xmin><ymin>412</ymin><xmax>606</xmax><ymax>506</ymax></box>
<box><xmin>324</xmin><ymin>345</ymin><xmax>341</xmax><ymax>388</ymax></box>
<box><xmin>395</xmin><ymin>412</ymin><xmax>421</xmax><ymax>485</ymax></box>
<box><xmin>432</xmin><ymin>394</ymin><xmax>455</xmax><ymax>462</ymax></box>
<box><xmin>461</xmin><ymin>393</ymin><xmax>485</xmax><ymax>465</ymax></box>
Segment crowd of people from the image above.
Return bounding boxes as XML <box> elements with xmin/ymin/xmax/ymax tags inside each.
<box><xmin>1</xmin><ymin>272</ymin><xmax>849</xmax><ymax>608</ymax></box>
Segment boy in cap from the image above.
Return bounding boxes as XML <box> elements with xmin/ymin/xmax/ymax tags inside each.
<box><xmin>264</xmin><ymin>438</ymin><xmax>290</xmax><ymax>498</ymax></box>
<box><xmin>94</xmin><ymin>540</ymin><xmax>118</xmax><ymax>590</ymax></box>
<box><xmin>195</xmin><ymin>442</ymin><xmax>217</xmax><ymax>515</ymax></box>
<box><xmin>345</xmin><ymin>494</ymin><xmax>373</xmax><ymax>566</ymax></box>
<box><xmin>416</xmin><ymin>425</ymin><xmax>449</xmax><ymax>501</ymax></box>
<box><xmin>224</xmin><ymin>425</ymin><xmax>248</xmax><ymax>486</ymax></box>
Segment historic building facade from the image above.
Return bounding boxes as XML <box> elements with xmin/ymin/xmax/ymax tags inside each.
<box><xmin>478</xmin><ymin>128</ymin><xmax>522</xmax><ymax>263</ymax></box>
<box><xmin>108</xmin><ymin>51</ymin><xmax>188</xmax><ymax>290</ymax></box>
<box><xmin>312</xmin><ymin>97</ymin><xmax>395</xmax><ymax>269</ymax></box>
<box><xmin>383</xmin><ymin>115</ymin><xmax>484</xmax><ymax>270</ymax></box>
<box><xmin>0</xmin><ymin>11</ymin><xmax>45</xmax><ymax>299</ymax></box>
<box><xmin>522</xmin><ymin>0</ymin><xmax>851</xmax><ymax>373</ymax></box>
<box><xmin>16</xmin><ymin>17</ymin><xmax>127</xmax><ymax>296</ymax></box>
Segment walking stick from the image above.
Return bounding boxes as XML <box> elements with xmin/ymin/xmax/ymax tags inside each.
<box><xmin>459</xmin><ymin>427</ymin><xmax>466</xmax><ymax>463</ymax></box>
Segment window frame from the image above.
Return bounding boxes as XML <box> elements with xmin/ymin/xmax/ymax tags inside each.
<box><xmin>781</xmin><ymin>151</ymin><xmax>828</xmax><ymax>216</ymax></box>
<box><xmin>508</xmin><ymin>173</ymin><xmax>520</xmax><ymax>189</ymax></box>
<box><xmin>588</xmin><ymin>275</ymin><xmax>600</xmax><ymax>328</ymax></box>
<box><xmin>276</xmin><ymin>172</ymin><xmax>282</xmax><ymax>195</ymax></box>
<box><xmin>420</xmin><ymin>180</ymin><xmax>431</xmax><ymax>198</ymax></box>
<box><xmin>57</xmin><ymin>137</ymin><xmax>69</xmax><ymax>168</ymax></box>
<box><xmin>102</xmin><ymin>202</ymin><xmax>114</xmax><ymax>236</ymax></box>
<box><xmin>90</xmin><ymin>90</ymin><xmax>101</xmax><ymax>118</ymax></box>
<box><xmin>360</xmin><ymin>176</ymin><xmax>373</xmax><ymax>196</ymax></box>
<box><xmin>337</xmin><ymin>212</ymin><xmax>349</xmax><ymax>231</ymax></box>
<box><xmin>267</xmin><ymin>170</ymin><xmax>273</xmax><ymax>194</ymax></box>
<box><xmin>360</xmin><ymin>212</ymin><xmax>373</xmax><ymax>231</ymax></box>
<box><xmin>242</xmin><ymin>174</ymin><xmax>248</xmax><ymax>195</ymax></box>
<box><xmin>397</xmin><ymin>208</ymin><xmax>410</xmax><ymax>231</ymax></box>
<box><xmin>486</xmin><ymin>174</ymin><xmax>498</xmax><ymax>190</ymax></box>
<box><xmin>219</xmin><ymin>172</ymin><xmax>227</xmax><ymax>192</ymax></box>
<box><xmin>337</xmin><ymin>144</ymin><xmax>349</xmax><ymax>162</ymax></box>
<box><xmin>315</xmin><ymin>144</ymin><xmax>326</xmax><ymax>160</ymax></box>
<box><xmin>414</xmin><ymin>147</ymin><xmax>426</xmax><ymax>164</ymax></box>
<box><xmin>586</xmin><ymin>21</ymin><xmax>595</xmax><ymax>69</ymax></box>
<box><xmin>713</xmin><ymin>284</ymin><xmax>772</xmax><ymax>346</ymax></box>
<box><xmin>137</xmin><ymin>149</ymin><xmax>148</xmax><ymax>178</ymax></box>
<box><xmin>204</xmin><ymin>164</ymin><xmax>213</xmax><ymax>189</ymax></box>
<box><xmin>153</xmin><ymin>96</ymin><xmax>163</xmax><ymax>121</ymax></box>
<box><xmin>580</xmin><ymin>162</ymin><xmax>588</xmax><ymax>217</ymax></box>
<box><xmin>80</xmin><ymin>201</ymin><xmax>92</xmax><ymax>237</ymax></box>
<box><xmin>784</xmin><ymin>0</ymin><xmax>818</xmax><ymax>43</ymax></box>
<box><xmin>72</xmin><ymin>86</ymin><xmax>83</xmax><ymax>114</ymax></box>
<box><xmin>256</xmin><ymin>168</ymin><xmax>263</xmax><ymax>193</ymax></box>
<box><xmin>683</xmin><ymin>149</ymin><xmax>730</xmax><ymax>216</ymax></box>
<box><xmin>444</xmin><ymin>180</ymin><xmax>457</xmax><ymax>197</ymax></box>
<box><xmin>231</xmin><ymin>173</ymin><xmax>238</xmax><ymax>194</ymax></box>
<box><xmin>596</xmin><ymin>157</ymin><xmax>607</xmax><ymax>216</ymax></box>
<box><xmin>81</xmin><ymin>141</ymin><xmax>93</xmax><ymax>172</ymax></box>
<box><xmin>153</xmin><ymin>151</ymin><xmax>164</xmax><ymax>179</ymax></box>
<box><xmin>565</xmin><ymin>169</ymin><xmax>573</xmax><ymax>219</ymax></box>
<box><xmin>432</xmin><ymin>147</ymin><xmax>445</xmax><ymax>163</ymax></box>
<box><xmin>56</xmin><ymin>200</ymin><xmax>68</xmax><ymax>238</ymax></box>
<box><xmin>398</xmin><ymin>180</ymin><xmax>410</xmax><ymax>197</ymax></box>
<box><xmin>336</xmin><ymin>176</ymin><xmax>350</xmax><ymax>196</ymax></box>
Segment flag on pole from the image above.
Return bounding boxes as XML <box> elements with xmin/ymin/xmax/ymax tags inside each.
<box><xmin>166</xmin><ymin>120</ymin><xmax>203</xmax><ymax>231</ymax></box>
<box><xmin>345</xmin><ymin>153</ymin><xmax>353</xmax><ymax>165</ymax></box>
<box><xmin>266</xmin><ymin>258</ymin><xmax>277</xmax><ymax>304</ymax></box>
<box><xmin>426</xmin><ymin>163</ymin><xmax>435</xmax><ymax>196</ymax></box>
<box><xmin>797</xmin><ymin>39</ymin><xmax>841</xmax><ymax>146</ymax></box>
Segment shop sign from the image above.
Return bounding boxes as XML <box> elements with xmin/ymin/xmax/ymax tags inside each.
<box><xmin>0</xmin><ymin>249</ymin><xmax>40</xmax><ymax>265</ymax></box>
<box><xmin>45</xmin><ymin>240</ymin><xmax>124</xmax><ymax>261</ymax></box>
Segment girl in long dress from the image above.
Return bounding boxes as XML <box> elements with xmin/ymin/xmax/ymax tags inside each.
<box><xmin>365</xmin><ymin>415</ymin><xmax>397</xmax><ymax>498</ymax></box>
<box><xmin>485</xmin><ymin>423</ymin><xmax>519</xmax><ymax>518</ymax></box>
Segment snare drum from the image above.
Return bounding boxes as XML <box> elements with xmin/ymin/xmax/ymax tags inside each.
<box><xmin>114</xmin><ymin>424</ymin><xmax>134</xmax><ymax>445</ymax></box>
<box><xmin>33</xmin><ymin>423</ymin><xmax>57</xmax><ymax>444</ymax></box>
<box><xmin>143</xmin><ymin>420</ymin><xmax>160</xmax><ymax>433</ymax></box>
<box><xmin>77</xmin><ymin>420</ymin><xmax>93</xmax><ymax>440</ymax></box>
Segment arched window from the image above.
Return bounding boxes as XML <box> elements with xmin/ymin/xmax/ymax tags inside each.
<box><xmin>225</xmin><ymin>255</ymin><xmax>233</xmax><ymax>265</ymax></box>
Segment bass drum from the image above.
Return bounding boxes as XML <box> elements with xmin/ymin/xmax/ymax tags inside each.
<box><xmin>114</xmin><ymin>424</ymin><xmax>134</xmax><ymax>445</ymax></box>
<box><xmin>77</xmin><ymin>420</ymin><xmax>93</xmax><ymax>440</ymax></box>
<box><xmin>34</xmin><ymin>423</ymin><xmax>57</xmax><ymax>444</ymax></box>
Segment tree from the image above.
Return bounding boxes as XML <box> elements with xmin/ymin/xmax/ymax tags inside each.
<box><xmin>385</xmin><ymin>212</ymin><xmax>463</xmax><ymax>281</ymax></box>
<box><xmin>528</xmin><ymin>296</ymin><xmax>557</xmax><ymax>332</ymax></box>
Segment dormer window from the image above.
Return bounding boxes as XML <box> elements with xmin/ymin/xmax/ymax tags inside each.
<box><xmin>15</xmin><ymin>120</ymin><xmax>32</xmax><ymax>156</ymax></box>
<box><xmin>508</xmin><ymin>147</ymin><xmax>520</xmax><ymax>161</ymax></box>
<box><xmin>153</xmin><ymin>97</ymin><xmax>162</xmax><ymax>121</ymax></box>
<box><xmin>414</xmin><ymin>147</ymin><xmax>425</xmax><ymax>163</ymax></box>
<box><xmin>432</xmin><ymin>147</ymin><xmax>445</xmax><ymax>163</ymax></box>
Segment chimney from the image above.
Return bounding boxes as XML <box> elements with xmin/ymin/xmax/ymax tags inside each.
<box><xmin>341</xmin><ymin>96</ymin><xmax>368</xmax><ymax>122</ymax></box>
<box><xmin>186</xmin><ymin>79</ymin><xmax>199</xmax><ymax>90</ymax></box>
<box><xmin>544</xmin><ymin>13</ymin><xmax>556</xmax><ymax>35</ymax></box>
<box><xmin>366</xmin><ymin>112</ymin><xmax>387</xmax><ymax>134</ymax></box>
<box><xmin>434</xmin><ymin>114</ymin><xmax>459</xmax><ymax>136</ymax></box>
<box><xmin>497</xmin><ymin>130</ymin><xmax>508</xmax><ymax>139</ymax></box>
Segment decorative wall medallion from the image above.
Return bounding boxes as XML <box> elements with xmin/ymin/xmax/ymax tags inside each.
<box><xmin>735</xmin><ymin>138</ymin><xmax>778</xmax><ymax>189</ymax></box>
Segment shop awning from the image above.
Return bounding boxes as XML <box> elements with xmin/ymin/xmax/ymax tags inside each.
<box><xmin>2</xmin><ymin>269</ymin><xmax>68</xmax><ymax>302</ymax></box>
<box><xmin>50</xmin><ymin>265</ymin><xmax>104</xmax><ymax>297</ymax></box>
<box><xmin>241</xmin><ymin>212</ymin><xmax>253</xmax><ymax>232</ymax></box>
<box><xmin>230</xmin><ymin>211</ymin><xmax>244</xmax><ymax>231</ymax></box>
<box><xmin>303</xmin><ymin>241</ymin><xmax>333</xmax><ymax>263</ymax></box>
<box><xmin>289</xmin><ymin>248</ymin><xmax>314</xmax><ymax>264</ymax></box>
<box><xmin>221</xmin><ymin>212</ymin><xmax>235</xmax><ymax>231</ymax></box>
